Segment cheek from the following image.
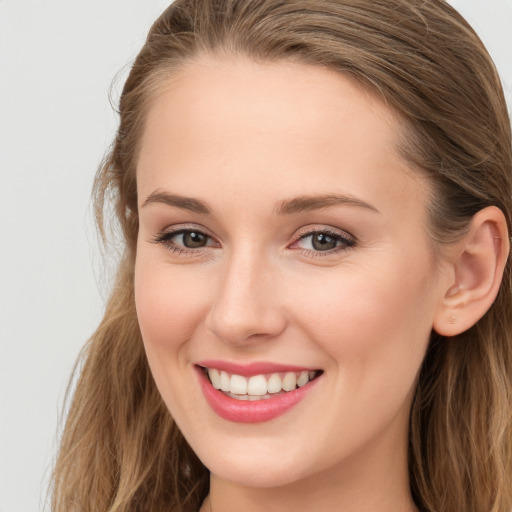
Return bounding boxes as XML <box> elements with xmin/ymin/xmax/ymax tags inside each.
<box><xmin>134</xmin><ymin>254</ymin><xmax>210</xmax><ymax>360</ymax></box>
<box><xmin>288</xmin><ymin>255</ymin><xmax>436</xmax><ymax>387</ymax></box>
<box><xmin>134</xmin><ymin>253</ymin><xmax>216</xmax><ymax>426</ymax></box>
<box><xmin>285</xmin><ymin>261</ymin><xmax>436</xmax><ymax>452</ymax></box>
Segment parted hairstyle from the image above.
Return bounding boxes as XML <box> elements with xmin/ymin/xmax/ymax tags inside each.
<box><xmin>50</xmin><ymin>1</ymin><xmax>512</xmax><ymax>511</ymax></box>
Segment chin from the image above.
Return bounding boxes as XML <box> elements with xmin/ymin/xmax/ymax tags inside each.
<box><xmin>189</xmin><ymin>433</ymin><xmax>320</xmax><ymax>489</ymax></box>
<box><xmin>204</xmin><ymin>455</ymin><xmax>310</xmax><ymax>489</ymax></box>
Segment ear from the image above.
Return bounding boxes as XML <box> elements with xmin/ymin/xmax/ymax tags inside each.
<box><xmin>433</xmin><ymin>206</ymin><xmax>510</xmax><ymax>336</ymax></box>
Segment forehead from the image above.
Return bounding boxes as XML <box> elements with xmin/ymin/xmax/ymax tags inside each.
<box><xmin>139</xmin><ymin>55</ymin><xmax>399</xmax><ymax>160</ymax></box>
<box><xmin>136</xmin><ymin>56</ymin><xmax>428</xmax><ymax>220</ymax></box>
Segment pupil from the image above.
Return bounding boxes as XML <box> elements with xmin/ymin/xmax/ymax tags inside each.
<box><xmin>183</xmin><ymin>231</ymin><xmax>207</xmax><ymax>248</ymax></box>
<box><xmin>312</xmin><ymin>233</ymin><xmax>337</xmax><ymax>251</ymax></box>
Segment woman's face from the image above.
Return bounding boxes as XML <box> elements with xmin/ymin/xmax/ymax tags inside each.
<box><xmin>135</xmin><ymin>57</ymin><xmax>450</xmax><ymax>488</ymax></box>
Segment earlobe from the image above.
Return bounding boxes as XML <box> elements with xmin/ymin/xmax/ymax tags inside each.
<box><xmin>433</xmin><ymin>206</ymin><xmax>509</xmax><ymax>337</ymax></box>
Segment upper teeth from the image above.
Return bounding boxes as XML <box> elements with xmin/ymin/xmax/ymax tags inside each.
<box><xmin>207</xmin><ymin>368</ymin><xmax>317</xmax><ymax>396</ymax></box>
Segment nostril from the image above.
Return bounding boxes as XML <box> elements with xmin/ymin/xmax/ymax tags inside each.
<box><xmin>204</xmin><ymin>303</ymin><xmax>287</xmax><ymax>345</ymax></box>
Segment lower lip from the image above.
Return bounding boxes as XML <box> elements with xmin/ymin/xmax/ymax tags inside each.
<box><xmin>196</xmin><ymin>367</ymin><xmax>320</xmax><ymax>423</ymax></box>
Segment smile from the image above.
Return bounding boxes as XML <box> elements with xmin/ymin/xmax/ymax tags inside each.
<box><xmin>195</xmin><ymin>362</ymin><xmax>323</xmax><ymax>423</ymax></box>
<box><xmin>205</xmin><ymin>367</ymin><xmax>320</xmax><ymax>400</ymax></box>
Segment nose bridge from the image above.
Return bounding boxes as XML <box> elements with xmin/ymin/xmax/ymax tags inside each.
<box><xmin>206</xmin><ymin>245</ymin><xmax>286</xmax><ymax>344</ymax></box>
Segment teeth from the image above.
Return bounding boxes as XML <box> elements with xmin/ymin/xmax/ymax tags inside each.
<box><xmin>206</xmin><ymin>368</ymin><xmax>319</xmax><ymax>397</ymax></box>
<box><xmin>267</xmin><ymin>373</ymin><xmax>282</xmax><ymax>394</ymax></box>
<box><xmin>297</xmin><ymin>371</ymin><xmax>309</xmax><ymax>387</ymax></box>
<box><xmin>282</xmin><ymin>372</ymin><xmax>297</xmax><ymax>391</ymax></box>
<box><xmin>220</xmin><ymin>371</ymin><xmax>230</xmax><ymax>392</ymax></box>
<box><xmin>230</xmin><ymin>374</ymin><xmax>248</xmax><ymax>395</ymax></box>
<box><xmin>208</xmin><ymin>368</ymin><xmax>221</xmax><ymax>389</ymax></box>
<box><xmin>247</xmin><ymin>375</ymin><xmax>267</xmax><ymax>396</ymax></box>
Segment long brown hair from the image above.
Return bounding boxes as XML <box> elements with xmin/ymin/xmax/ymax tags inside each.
<box><xmin>50</xmin><ymin>1</ymin><xmax>512</xmax><ymax>511</ymax></box>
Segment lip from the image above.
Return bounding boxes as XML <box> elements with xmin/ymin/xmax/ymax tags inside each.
<box><xmin>196</xmin><ymin>359</ymin><xmax>315</xmax><ymax>377</ymax></box>
<box><xmin>194</xmin><ymin>363</ymin><xmax>322</xmax><ymax>423</ymax></box>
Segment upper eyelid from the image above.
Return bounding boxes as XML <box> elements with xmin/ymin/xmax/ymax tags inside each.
<box><xmin>152</xmin><ymin>225</ymin><xmax>219</xmax><ymax>251</ymax></box>
<box><xmin>159</xmin><ymin>223</ymin><xmax>217</xmax><ymax>239</ymax></box>
<box><xmin>293</xmin><ymin>225</ymin><xmax>355</xmax><ymax>241</ymax></box>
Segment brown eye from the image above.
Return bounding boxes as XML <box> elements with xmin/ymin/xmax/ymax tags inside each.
<box><xmin>154</xmin><ymin>228</ymin><xmax>217</xmax><ymax>253</ymax></box>
<box><xmin>293</xmin><ymin>228</ymin><xmax>356</xmax><ymax>254</ymax></box>
<box><xmin>311</xmin><ymin>233</ymin><xmax>338</xmax><ymax>251</ymax></box>
<box><xmin>181</xmin><ymin>231</ymin><xmax>208</xmax><ymax>248</ymax></box>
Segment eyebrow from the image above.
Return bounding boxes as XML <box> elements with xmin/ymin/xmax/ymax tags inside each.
<box><xmin>141</xmin><ymin>191</ymin><xmax>379</xmax><ymax>216</ymax></box>
<box><xmin>275</xmin><ymin>194</ymin><xmax>379</xmax><ymax>215</ymax></box>
<box><xmin>142</xmin><ymin>191</ymin><xmax>211</xmax><ymax>214</ymax></box>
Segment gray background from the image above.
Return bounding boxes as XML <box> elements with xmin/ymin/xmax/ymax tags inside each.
<box><xmin>1</xmin><ymin>1</ymin><xmax>511</xmax><ymax>511</ymax></box>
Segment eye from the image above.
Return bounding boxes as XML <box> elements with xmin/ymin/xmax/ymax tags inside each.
<box><xmin>291</xmin><ymin>228</ymin><xmax>356</xmax><ymax>254</ymax></box>
<box><xmin>153</xmin><ymin>227</ymin><xmax>219</xmax><ymax>253</ymax></box>
<box><xmin>173</xmin><ymin>230</ymin><xmax>210</xmax><ymax>248</ymax></box>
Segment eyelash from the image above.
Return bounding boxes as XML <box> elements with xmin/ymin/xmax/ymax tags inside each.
<box><xmin>152</xmin><ymin>227</ymin><xmax>218</xmax><ymax>256</ymax></box>
<box><xmin>152</xmin><ymin>225</ymin><xmax>357</xmax><ymax>257</ymax></box>
<box><xmin>293</xmin><ymin>228</ymin><xmax>356</xmax><ymax>257</ymax></box>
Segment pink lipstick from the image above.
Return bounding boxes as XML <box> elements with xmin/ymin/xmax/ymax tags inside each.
<box><xmin>195</xmin><ymin>361</ymin><xmax>322</xmax><ymax>423</ymax></box>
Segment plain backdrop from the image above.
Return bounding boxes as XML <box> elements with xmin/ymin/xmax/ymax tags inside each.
<box><xmin>0</xmin><ymin>1</ymin><xmax>511</xmax><ymax>511</ymax></box>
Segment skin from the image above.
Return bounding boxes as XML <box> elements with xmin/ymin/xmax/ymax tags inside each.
<box><xmin>134</xmin><ymin>56</ymin><xmax>457</xmax><ymax>512</ymax></box>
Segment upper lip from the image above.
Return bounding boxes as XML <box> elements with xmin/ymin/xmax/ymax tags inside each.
<box><xmin>196</xmin><ymin>359</ymin><xmax>318</xmax><ymax>377</ymax></box>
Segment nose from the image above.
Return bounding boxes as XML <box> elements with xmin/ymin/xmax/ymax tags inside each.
<box><xmin>204</xmin><ymin>250</ymin><xmax>287</xmax><ymax>345</ymax></box>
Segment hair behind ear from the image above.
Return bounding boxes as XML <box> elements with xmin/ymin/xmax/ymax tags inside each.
<box><xmin>410</xmin><ymin>207</ymin><xmax>512</xmax><ymax>512</ymax></box>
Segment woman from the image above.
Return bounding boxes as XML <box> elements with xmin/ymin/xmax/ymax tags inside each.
<box><xmin>51</xmin><ymin>1</ymin><xmax>512</xmax><ymax>511</ymax></box>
